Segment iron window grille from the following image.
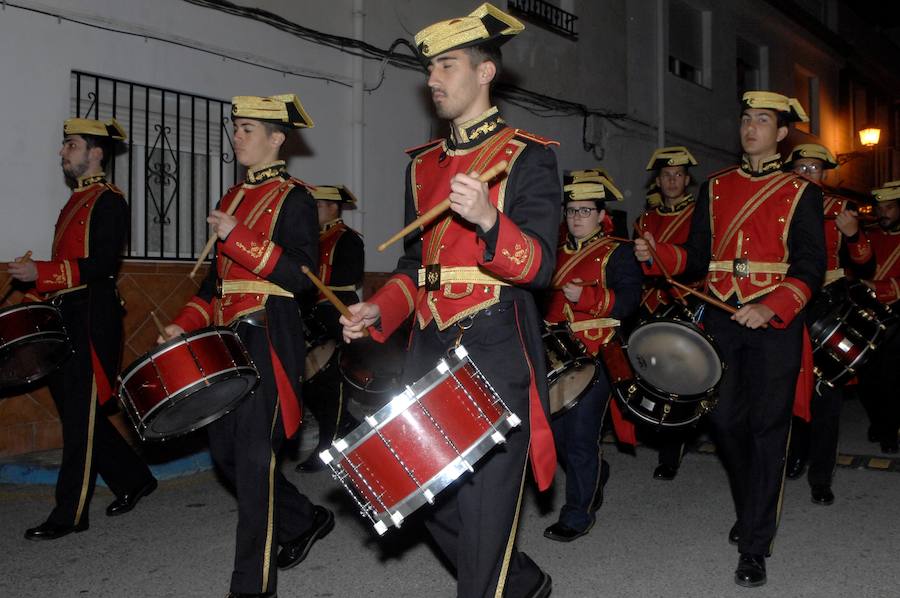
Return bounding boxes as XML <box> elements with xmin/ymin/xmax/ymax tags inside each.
<box><xmin>507</xmin><ymin>0</ymin><xmax>578</xmax><ymax>40</ymax></box>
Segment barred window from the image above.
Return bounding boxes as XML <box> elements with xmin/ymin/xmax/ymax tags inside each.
<box><xmin>70</xmin><ymin>71</ymin><xmax>241</xmax><ymax>260</ymax></box>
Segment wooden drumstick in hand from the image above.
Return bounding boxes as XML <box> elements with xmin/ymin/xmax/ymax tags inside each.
<box><xmin>189</xmin><ymin>189</ymin><xmax>246</xmax><ymax>279</ymax></box>
<box><xmin>150</xmin><ymin>310</ymin><xmax>167</xmax><ymax>338</ymax></box>
<box><xmin>377</xmin><ymin>160</ymin><xmax>509</xmax><ymax>252</ymax></box>
<box><xmin>301</xmin><ymin>265</ymin><xmax>369</xmax><ymax>337</ymax></box>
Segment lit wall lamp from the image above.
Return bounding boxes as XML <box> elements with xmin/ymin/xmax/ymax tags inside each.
<box><xmin>858</xmin><ymin>127</ymin><xmax>881</xmax><ymax>147</ymax></box>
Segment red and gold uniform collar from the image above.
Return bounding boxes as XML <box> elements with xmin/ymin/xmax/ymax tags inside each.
<box><xmin>246</xmin><ymin>160</ymin><xmax>288</xmax><ymax>185</ymax></box>
<box><xmin>448</xmin><ymin>106</ymin><xmax>507</xmax><ymax>150</ymax></box>
<box><xmin>74</xmin><ymin>172</ymin><xmax>107</xmax><ymax>190</ymax></box>
<box><xmin>740</xmin><ymin>153</ymin><xmax>783</xmax><ymax>177</ymax></box>
<box><xmin>320</xmin><ymin>217</ymin><xmax>343</xmax><ymax>233</ymax></box>
<box><xmin>656</xmin><ymin>193</ymin><xmax>694</xmax><ymax>214</ymax></box>
<box><xmin>564</xmin><ymin>227</ymin><xmax>605</xmax><ymax>253</ymax></box>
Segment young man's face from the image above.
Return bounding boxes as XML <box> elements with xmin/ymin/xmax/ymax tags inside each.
<box><xmin>791</xmin><ymin>157</ymin><xmax>826</xmax><ymax>184</ymax></box>
<box><xmin>58</xmin><ymin>135</ymin><xmax>92</xmax><ymax>180</ymax></box>
<box><xmin>877</xmin><ymin>199</ymin><xmax>900</xmax><ymax>230</ymax></box>
<box><xmin>740</xmin><ymin>108</ymin><xmax>787</xmax><ymax>158</ymax></box>
<box><xmin>316</xmin><ymin>200</ymin><xmax>340</xmax><ymax>226</ymax></box>
<box><xmin>655</xmin><ymin>165</ymin><xmax>690</xmax><ymax>202</ymax></box>
<box><xmin>565</xmin><ymin>200</ymin><xmax>605</xmax><ymax>239</ymax></box>
<box><xmin>427</xmin><ymin>49</ymin><xmax>489</xmax><ymax>122</ymax></box>
<box><xmin>232</xmin><ymin>118</ymin><xmax>283</xmax><ymax>168</ymax></box>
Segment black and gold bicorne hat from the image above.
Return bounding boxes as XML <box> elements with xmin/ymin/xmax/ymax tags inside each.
<box><xmin>784</xmin><ymin>144</ymin><xmax>838</xmax><ymax>170</ymax></box>
<box><xmin>741</xmin><ymin>91</ymin><xmax>809</xmax><ymax>123</ymax></box>
<box><xmin>310</xmin><ymin>185</ymin><xmax>358</xmax><ymax>208</ymax></box>
<box><xmin>414</xmin><ymin>3</ymin><xmax>524</xmax><ymax>59</ymax></box>
<box><xmin>231</xmin><ymin>94</ymin><xmax>313</xmax><ymax>129</ymax></box>
<box><xmin>872</xmin><ymin>180</ymin><xmax>900</xmax><ymax>203</ymax></box>
<box><xmin>563</xmin><ymin>170</ymin><xmax>624</xmax><ymax>204</ymax></box>
<box><xmin>63</xmin><ymin>117</ymin><xmax>127</xmax><ymax>141</ymax></box>
<box><xmin>645</xmin><ymin>146</ymin><xmax>698</xmax><ymax>171</ymax></box>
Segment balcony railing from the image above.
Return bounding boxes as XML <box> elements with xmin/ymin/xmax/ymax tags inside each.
<box><xmin>508</xmin><ymin>0</ymin><xmax>578</xmax><ymax>40</ymax></box>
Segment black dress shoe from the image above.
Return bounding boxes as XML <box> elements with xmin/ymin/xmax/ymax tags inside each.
<box><xmin>225</xmin><ymin>592</ymin><xmax>276</xmax><ymax>597</ymax></box>
<box><xmin>543</xmin><ymin>521</ymin><xmax>590</xmax><ymax>542</ymax></box>
<box><xmin>880</xmin><ymin>438</ymin><xmax>899</xmax><ymax>454</ymax></box>
<box><xmin>106</xmin><ymin>478</ymin><xmax>158</xmax><ymax>516</ymax></box>
<box><xmin>734</xmin><ymin>553</ymin><xmax>766</xmax><ymax>587</ymax></box>
<box><xmin>277</xmin><ymin>506</ymin><xmax>334</xmax><ymax>570</ymax></box>
<box><xmin>525</xmin><ymin>568</ymin><xmax>552</xmax><ymax>598</ymax></box>
<box><xmin>295</xmin><ymin>454</ymin><xmax>326</xmax><ymax>473</ymax></box>
<box><xmin>728</xmin><ymin>522</ymin><xmax>739</xmax><ymax>545</ymax></box>
<box><xmin>810</xmin><ymin>484</ymin><xmax>835</xmax><ymax>506</ymax></box>
<box><xmin>785</xmin><ymin>456</ymin><xmax>807</xmax><ymax>480</ymax></box>
<box><xmin>24</xmin><ymin>520</ymin><xmax>89</xmax><ymax>541</ymax></box>
<box><xmin>653</xmin><ymin>464</ymin><xmax>678</xmax><ymax>481</ymax></box>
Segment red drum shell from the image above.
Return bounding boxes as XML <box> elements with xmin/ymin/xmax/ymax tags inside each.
<box><xmin>0</xmin><ymin>303</ymin><xmax>71</xmax><ymax>388</ymax></box>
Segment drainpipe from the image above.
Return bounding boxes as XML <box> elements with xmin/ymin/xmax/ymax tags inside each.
<box><xmin>656</xmin><ymin>0</ymin><xmax>665</xmax><ymax>147</ymax></box>
<box><xmin>351</xmin><ymin>0</ymin><xmax>365</xmax><ymax>235</ymax></box>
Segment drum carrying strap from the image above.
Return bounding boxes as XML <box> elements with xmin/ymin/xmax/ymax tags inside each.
<box><xmin>220</xmin><ymin>280</ymin><xmax>293</xmax><ymax>298</ymax></box>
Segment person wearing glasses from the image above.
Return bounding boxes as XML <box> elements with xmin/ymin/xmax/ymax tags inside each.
<box><xmin>634</xmin><ymin>92</ymin><xmax>826</xmax><ymax>587</ymax></box>
<box><xmin>542</xmin><ymin>169</ymin><xmax>642</xmax><ymax>542</ymax></box>
<box><xmin>634</xmin><ymin>146</ymin><xmax>703</xmax><ymax>481</ymax></box>
<box><xmin>781</xmin><ymin>144</ymin><xmax>874</xmax><ymax>505</ymax></box>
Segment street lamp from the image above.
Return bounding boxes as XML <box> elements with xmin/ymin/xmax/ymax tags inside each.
<box><xmin>859</xmin><ymin>127</ymin><xmax>881</xmax><ymax>147</ymax></box>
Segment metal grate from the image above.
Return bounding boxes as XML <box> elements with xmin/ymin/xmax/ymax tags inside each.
<box><xmin>507</xmin><ymin>0</ymin><xmax>578</xmax><ymax>40</ymax></box>
<box><xmin>71</xmin><ymin>71</ymin><xmax>240</xmax><ymax>260</ymax></box>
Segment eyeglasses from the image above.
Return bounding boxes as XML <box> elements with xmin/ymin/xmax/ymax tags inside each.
<box><xmin>565</xmin><ymin>207</ymin><xmax>599</xmax><ymax>218</ymax></box>
<box><xmin>794</xmin><ymin>163</ymin><xmax>822</xmax><ymax>175</ymax></box>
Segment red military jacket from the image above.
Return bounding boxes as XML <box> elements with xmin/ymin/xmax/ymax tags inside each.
<box><xmin>371</xmin><ymin>113</ymin><xmax>557</xmax><ymax>337</ymax></box>
<box><xmin>634</xmin><ymin>195</ymin><xmax>696</xmax><ymax>313</ymax></box>
<box><xmin>821</xmin><ymin>193</ymin><xmax>872</xmax><ymax>284</ymax></box>
<box><xmin>866</xmin><ymin>224</ymin><xmax>900</xmax><ymax>304</ymax></box>
<box><xmin>647</xmin><ymin>159</ymin><xmax>824</xmax><ymax>327</ymax></box>
<box><xmin>31</xmin><ymin>174</ymin><xmax>123</xmax><ymax>295</ymax></box>
<box><xmin>545</xmin><ymin>232</ymin><xmax>623</xmax><ymax>351</ymax></box>
<box><xmin>316</xmin><ymin>218</ymin><xmax>363</xmax><ymax>305</ymax></box>
<box><xmin>174</xmin><ymin>163</ymin><xmax>305</xmax><ymax>329</ymax></box>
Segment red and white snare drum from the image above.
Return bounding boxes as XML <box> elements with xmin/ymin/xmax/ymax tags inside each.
<box><xmin>117</xmin><ymin>327</ymin><xmax>259</xmax><ymax>441</ymax></box>
<box><xmin>0</xmin><ymin>303</ymin><xmax>71</xmax><ymax>388</ymax></box>
<box><xmin>320</xmin><ymin>345</ymin><xmax>520</xmax><ymax>535</ymax></box>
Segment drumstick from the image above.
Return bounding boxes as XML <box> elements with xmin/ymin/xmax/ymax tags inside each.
<box><xmin>150</xmin><ymin>310</ymin><xmax>167</xmax><ymax>338</ymax></box>
<box><xmin>666</xmin><ymin>278</ymin><xmax>737</xmax><ymax>315</ymax></box>
<box><xmin>189</xmin><ymin>188</ymin><xmax>246</xmax><ymax>279</ymax></box>
<box><xmin>1</xmin><ymin>251</ymin><xmax>33</xmax><ymax>303</ymax></box>
<box><xmin>301</xmin><ymin>265</ymin><xmax>369</xmax><ymax>338</ymax></box>
<box><xmin>377</xmin><ymin>160</ymin><xmax>509</xmax><ymax>252</ymax></box>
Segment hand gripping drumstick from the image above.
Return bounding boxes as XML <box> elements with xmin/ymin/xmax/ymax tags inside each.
<box><xmin>150</xmin><ymin>310</ymin><xmax>168</xmax><ymax>338</ymax></box>
<box><xmin>377</xmin><ymin>160</ymin><xmax>509</xmax><ymax>252</ymax></box>
<box><xmin>1</xmin><ymin>251</ymin><xmax>33</xmax><ymax>303</ymax></box>
<box><xmin>301</xmin><ymin>265</ymin><xmax>369</xmax><ymax>338</ymax></box>
<box><xmin>607</xmin><ymin>235</ymin><xmax>692</xmax><ymax>308</ymax></box>
<box><xmin>189</xmin><ymin>188</ymin><xmax>246</xmax><ymax>279</ymax></box>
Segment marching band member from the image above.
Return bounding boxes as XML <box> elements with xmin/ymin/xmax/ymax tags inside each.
<box><xmin>8</xmin><ymin>118</ymin><xmax>157</xmax><ymax>541</ymax></box>
<box><xmin>342</xmin><ymin>4</ymin><xmax>560</xmax><ymax>596</ymax></box>
<box><xmin>160</xmin><ymin>94</ymin><xmax>332</xmax><ymax>598</ymax></box>
<box><xmin>634</xmin><ymin>91</ymin><xmax>826</xmax><ymax>587</ymax></box>
<box><xmin>635</xmin><ymin>146</ymin><xmax>702</xmax><ymax>481</ymax></box>
<box><xmin>542</xmin><ymin>170</ymin><xmax>642</xmax><ymax>541</ymax></box>
<box><xmin>858</xmin><ymin>181</ymin><xmax>900</xmax><ymax>454</ymax></box>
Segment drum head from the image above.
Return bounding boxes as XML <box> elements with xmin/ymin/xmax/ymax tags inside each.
<box><xmin>143</xmin><ymin>371</ymin><xmax>258</xmax><ymax>439</ymax></box>
<box><xmin>627</xmin><ymin>320</ymin><xmax>721</xmax><ymax>396</ymax></box>
<box><xmin>549</xmin><ymin>361</ymin><xmax>596</xmax><ymax>416</ymax></box>
<box><xmin>0</xmin><ymin>336</ymin><xmax>70</xmax><ymax>387</ymax></box>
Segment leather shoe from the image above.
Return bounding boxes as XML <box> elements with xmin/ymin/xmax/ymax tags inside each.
<box><xmin>225</xmin><ymin>592</ymin><xmax>276</xmax><ymax>597</ymax></box>
<box><xmin>810</xmin><ymin>485</ymin><xmax>835</xmax><ymax>506</ymax></box>
<box><xmin>106</xmin><ymin>478</ymin><xmax>158</xmax><ymax>516</ymax></box>
<box><xmin>277</xmin><ymin>506</ymin><xmax>334</xmax><ymax>570</ymax></box>
<box><xmin>590</xmin><ymin>459</ymin><xmax>611</xmax><ymax>512</ymax></box>
<box><xmin>295</xmin><ymin>455</ymin><xmax>326</xmax><ymax>473</ymax></box>
<box><xmin>785</xmin><ymin>456</ymin><xmax>806</xmax><ymax>480</ymax></box>
<box><xmin>525</xmin><ymin>568</ymin><xmax>552</xmax><ymax>598</ymax></box>
<box><xmin>734</xmin><ymin>553</ymin><xmax>766</xmax><ymax>587</ymax></box>
<box><xmin>24</xmin><ymin>519</ymin><xmax>88</xmax><ymax>541</ymax></box>
<box><xmin>543</xmin><ymin>521</ymin><xmax>590</xmax><ymax>542</ymax></box>
<box><xmin>880</xmin><ymin>437</ymin><xmax>899</xmax><ymax>454</ymax></box>
<box><xmin>728</xmin><ymin>522</ymin><xmax>740</xmax><ymax>545</ymax></box>
<box><xmin>653</xmin><ymin>464</ymin><xmax>678</xmax><ymax>481</ymax></box>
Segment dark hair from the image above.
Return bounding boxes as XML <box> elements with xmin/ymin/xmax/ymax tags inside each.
<box><xmin>776</xmin><ymin>111</ymin><xmax>790</xmax><ymax>129</ymax></box>
<box><xmin>82</xmin><ymin>135</ymin><xmax>113</xmax><ymax>169</ymax></box>
<box><xmin>464</xmin><ymin>44</ymin><xmax>503</xmax><ymax>82</ymax></box>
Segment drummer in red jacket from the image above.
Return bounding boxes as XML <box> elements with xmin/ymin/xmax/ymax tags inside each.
<box><xmin>7</xmin><ymin>118</ymin><xmax>157</xmax><ymax>541</ymax></box>
<box><xmin>542</xmin><ymin>169</ymin><xmax>642</xmax><ymax>541</ymax></box>
<box><xmin>159</xmin><ymin>94</ymin><xmax>332</xmax><ymax>598</ymax></box>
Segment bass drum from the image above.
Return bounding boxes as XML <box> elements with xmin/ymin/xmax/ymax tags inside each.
<box><xmin>807</xmin><ymin>278</ymin><xmax>897</xmax><ymax>386</ymax></box>
<box><xmin>603</xmin><ymin>307</ymin><xmax>722</xmax><ymax>427</ymax></box>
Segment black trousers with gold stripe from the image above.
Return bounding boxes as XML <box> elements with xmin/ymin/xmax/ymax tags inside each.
<box><xmin>407</xmin><ymin>304</ymin><xmax>545</xmax><ymax>598</ymax></box>
<box><xmin>47</xmin><ymin>295</ymin><xmax>154</xmax><ymax>527</ymax></box>
<box><xmin>704</xmin><ymin>308</ymin><xmax>803</xmax><ymax>558</ymax></box>
<box><xmin>207</xmin><ymin>323</ymin><xmax>314</xmax><ymax>595</ymax></box>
